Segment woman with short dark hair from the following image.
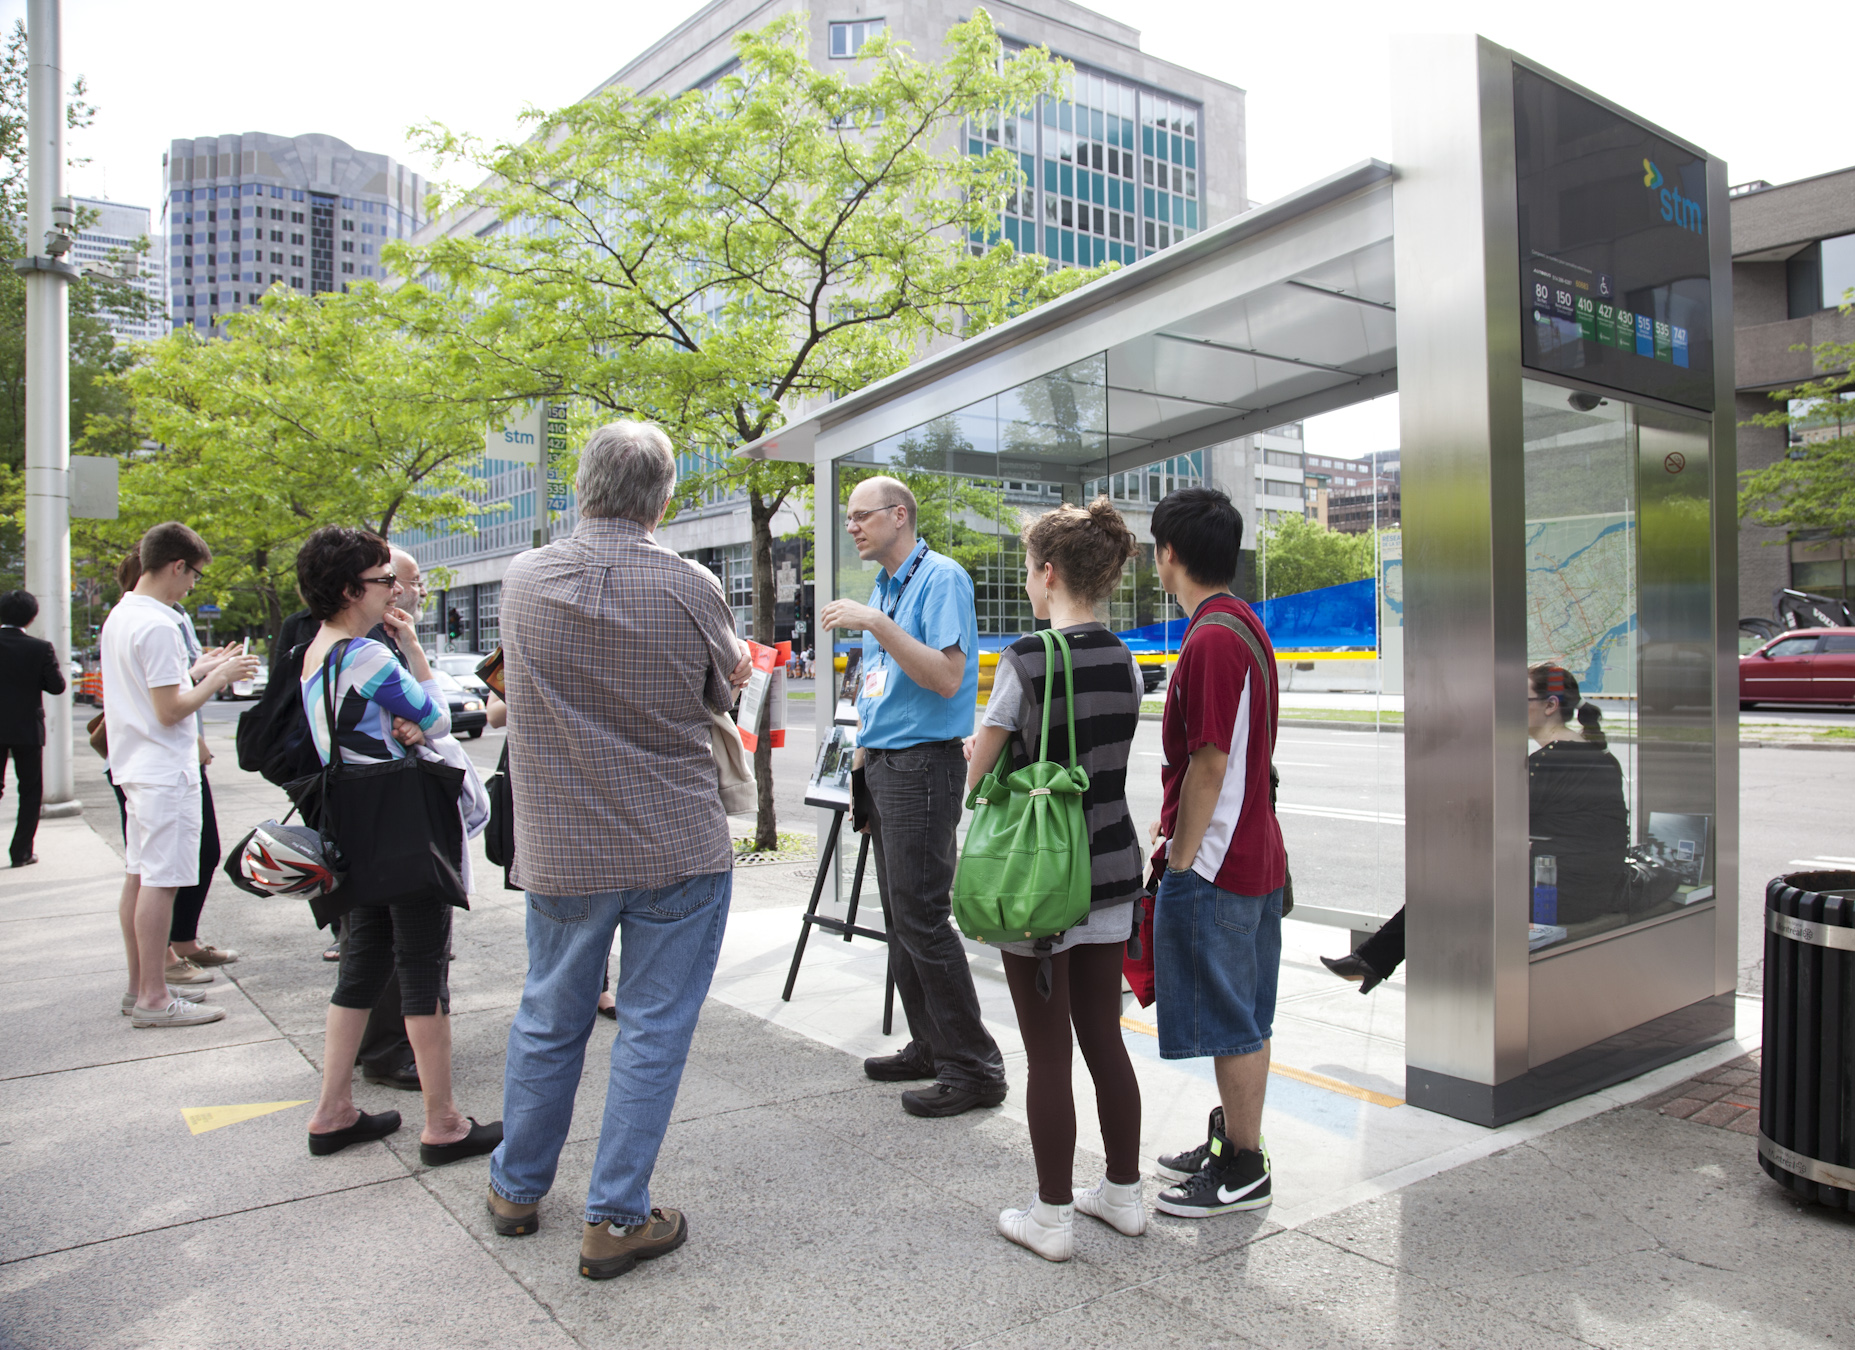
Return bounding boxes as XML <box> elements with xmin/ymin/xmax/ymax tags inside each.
<box><xmin>295</xmin><ymin>525</ymin><xmax>500</xmax><ymax>1164</ymax></box>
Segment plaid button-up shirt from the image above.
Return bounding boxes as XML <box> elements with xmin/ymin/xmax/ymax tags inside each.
<box><xmin>502</xmin><ymin>516</ymin><xmax>742</xmax><ymax>894</ymax></box>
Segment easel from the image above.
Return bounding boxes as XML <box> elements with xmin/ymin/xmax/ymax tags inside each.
<box><xmin>780</xmin><ymin>800</ymin><xmax>896</xmax><ymax>1034</ymax></box>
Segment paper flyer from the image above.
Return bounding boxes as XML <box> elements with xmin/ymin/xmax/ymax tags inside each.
<box><xmin>738</xmin><ymin>639</ymin><xmax>791</xmax><ymax>753</ymax></box>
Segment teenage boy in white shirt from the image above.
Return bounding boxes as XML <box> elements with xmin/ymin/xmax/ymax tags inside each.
<box><xmin>104</xmin><ymin>523</ymin><xmax>258</xmax><ymax>1027</ymax></box>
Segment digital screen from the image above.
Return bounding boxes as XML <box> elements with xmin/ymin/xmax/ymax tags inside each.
<box><xmin>1514</xmin><ymin>66</ymin><xmax>1714</xmax><ymax>411</ymax></box>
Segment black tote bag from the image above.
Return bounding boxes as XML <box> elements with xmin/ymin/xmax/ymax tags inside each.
<box><xmin>290</xmin><ymin>641</ymin><xmax>469</xmax><ymax>928</ymax></box>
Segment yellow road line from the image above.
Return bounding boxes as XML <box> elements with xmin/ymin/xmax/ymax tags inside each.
<box><xmin>1118</xmin><ymin>1016</ymin><xmax>1404</xmax><ymax>1108</ymax></box>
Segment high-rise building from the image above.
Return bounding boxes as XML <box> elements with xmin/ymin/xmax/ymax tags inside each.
<box><xmin>161</xmin><ymin>133</ymin><xmax>426</xmax><ymax>336</ymax></box>
<box><xmin>68</xmin><ymin>197</ymin><xmax>166</xmax><ymax>343</ymax></box>
<box><xmin>403</xmin><ymin>0</ymin><xmax>1264</xmax><ymax>647</ymax></box>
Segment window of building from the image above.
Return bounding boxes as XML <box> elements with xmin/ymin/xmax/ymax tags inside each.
<box><xmin>290</xmin><ymin>276</ymin><xmax>304</xmax><ymax>289</ymax></box>
<box><xmin>291</xmin><ymin>190</ymin><xmax>304</xmax><ymax>203</ymax></box>
<box><xmin>828</xmin><ymin>18</ymin><xmax>885</xmax><ymax>58</ymax></box>
<box><xmin>341</xmin><ymin>197</ymin><xmax>354</xmax><ymax>210</ymax></box>
<box><xmin>341</xmin><ymin>261</ymin><xmax>354</xmax><ymax>274</ymax></box>
<box><xmin>341</xmin><ymin>240</ymin><xmax>354</xmax><ymax>253</ymax></box>
<box><xmin>1264</xmin><ymin>449</ymin><xmax>1303</xmax><ymax>469</ymax></box>
<box><xmin>341</xmin><ymin>219</ymin><xmax>354</xmax><ymax>231</ymax></box>
<box><xmin>1822</xmin><ymin>232</ymin><xmax>1855</xmax><ymax>312</ymax></box>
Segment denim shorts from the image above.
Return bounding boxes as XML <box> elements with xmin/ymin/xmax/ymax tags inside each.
<box><xmin>1153</xmin><ymin>867</ymin><xmax>1283</xmax><ymax>1059</ymax></box>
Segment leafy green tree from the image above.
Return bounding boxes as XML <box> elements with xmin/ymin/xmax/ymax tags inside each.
<box><xmin>1740</xmin><ymin>332</ymin><xmax>1855</xmax><ymax>557</ymax></box>
<box><xmin>405</xmin><ymin>10</ymin><xmax>1104</xmax><ymax>847</ymax></box>
<box><xmin>1257</xmin><ymin>513</ymin><xmax>1379</xmax><ymax>598</ymax></box>
<box><xmin>77</xmin><ymin>284</ymin><xmax>492</xmax><ymax>644</ymax></box>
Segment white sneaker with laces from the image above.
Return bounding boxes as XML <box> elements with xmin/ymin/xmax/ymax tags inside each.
<box><xmin>1074</xmin><ymin>1177</ymin><xmax>1147</xmax><ymax>1236</ymax></box>
<box><xmin>121</xmin><ymin>986</ymin><xmax>208</xmax><ymax>1014</ymax></box>
<box><xmin>996</xmin><ymin>1194</ymin><xmax>1074</xmax><ymax>1262</ymax></box>
<box><xmin>131</xmin><ymin>997</ymin><xmax>226</xmax><ymax>1028</ymax></box>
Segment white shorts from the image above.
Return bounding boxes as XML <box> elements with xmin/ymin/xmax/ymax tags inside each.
<box><xmin>121</xmin><ymin>781</ymin><xmax>203</xmax><ymax>888</ymax></box>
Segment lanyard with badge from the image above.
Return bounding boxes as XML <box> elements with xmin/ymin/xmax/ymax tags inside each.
<box><xmin>862</xmin><ymin>540</ymin><xmax>929</xmax><ymax>703</ymax></box>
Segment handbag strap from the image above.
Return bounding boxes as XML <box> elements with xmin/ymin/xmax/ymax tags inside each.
<box><xmin>1031</xmin><ymin>627</ymin><xmax>1079</xmax><ymax>772</ymax></box>
<box><xmin>316</xmin><ymin>638</ymin><xmax>352</xmax><ymax>833</ymax></box>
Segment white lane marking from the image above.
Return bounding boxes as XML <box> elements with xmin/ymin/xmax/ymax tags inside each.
<box><xmin>1278</xmin><ymin>803</ymin><xmax>1405</xmax><ymax>824</ymax></box>
<box><xmin>1273</xmin><ymin>760</ymin><xmax>1329</xmax><ymax>768</ymax></box>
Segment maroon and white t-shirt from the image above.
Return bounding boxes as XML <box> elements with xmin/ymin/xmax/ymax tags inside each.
<box><xmin>1158</xmin><ymin>595</ymin><xmax>1287</xmax><ymax>897</ymax></box>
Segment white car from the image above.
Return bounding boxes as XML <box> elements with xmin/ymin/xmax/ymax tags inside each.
<box><xmin>433</xmin><ymin>653</ymin><xmax>493</xmax><ymax>700</ymax></box>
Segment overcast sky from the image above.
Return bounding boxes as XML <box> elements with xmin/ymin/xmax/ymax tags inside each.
<box><xmin>9</xmin><ymin>0</ymin><xmax>1847</xmax><ymax>459</ymax></box>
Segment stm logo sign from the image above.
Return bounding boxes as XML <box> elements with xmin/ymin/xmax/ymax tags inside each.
<box><xmin>1644</xmin><ymin>159</ymin><xmax>1704</xmax><ymax>236</ymax></box>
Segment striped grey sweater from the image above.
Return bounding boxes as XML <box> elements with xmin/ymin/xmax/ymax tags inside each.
<box><xmin>991</xmin><ymin>623</ymin><xmax>1145</xmax><ymax>910</ymax></box>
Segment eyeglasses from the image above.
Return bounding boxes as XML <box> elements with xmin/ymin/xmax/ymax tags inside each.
<box><xmin>846</xmin><ymin>503</ymin><xmax>903</xmax><ymax>526</ymax></box>
<box><xmin>358</xmin><ymin>574</ymin><xmax>400</xmax><ymax>588</ymax></box>
<box><xmin>182</xmin><ymin>562</ymin><xmax>206</xmax><ymax>581</ymax></box>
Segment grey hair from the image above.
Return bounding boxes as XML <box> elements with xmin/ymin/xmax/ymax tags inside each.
<box><xmin>576</xmin><ymin>421</ymin><xmax>677</xmax><ymax>524</ymax></box>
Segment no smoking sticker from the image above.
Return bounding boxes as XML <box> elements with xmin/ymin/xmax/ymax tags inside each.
<box><xmin>1663</xmin><ymin>452</ymin><xmax>1687</xmax><ymax>474</ymax></box>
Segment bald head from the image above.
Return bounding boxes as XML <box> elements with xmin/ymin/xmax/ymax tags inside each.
<box><xmin>389</xmin><ymin>548</ymin><xmax>425</xmax><ymax>617</ymax></box>
<box><xmin>849</xmin><ymin>475</ymin><xmax>918</xmax><ymax>530</ymax></box>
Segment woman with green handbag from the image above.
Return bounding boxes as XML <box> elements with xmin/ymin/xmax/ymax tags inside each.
<box><xmin>962</xmin><ymin>499</ymin><xmax>1147</xmax><ymax>1262</ymax></box>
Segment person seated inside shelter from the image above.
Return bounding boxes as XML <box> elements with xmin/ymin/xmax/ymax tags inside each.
<box><xmin>1322</xmin><ymin>660</ymin><xmax>1630</xmax><ymax>991</ymax></box>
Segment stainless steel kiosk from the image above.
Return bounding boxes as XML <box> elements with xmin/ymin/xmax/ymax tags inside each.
<box><xmin>1396</xmin><ymin>36</ymin><xmax>1737</xmax><ymax>1124</ymax></box>
<box><xmin>746</xmin><ymin>35</ymin><xmax>1738</xmax><ymax>1129</ymax></box>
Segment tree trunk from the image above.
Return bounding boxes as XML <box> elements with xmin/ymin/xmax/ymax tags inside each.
<box><xmin>749</xmin><ymin>490</ymin><xmax>779</xmax><ymax>853</ymax></box>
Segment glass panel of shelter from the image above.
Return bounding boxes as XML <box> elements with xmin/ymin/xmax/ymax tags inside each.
<box><xmin>1519</xmin><ymin>378</ymin><xmax>1715</xmax><ymax>957</ymax></box>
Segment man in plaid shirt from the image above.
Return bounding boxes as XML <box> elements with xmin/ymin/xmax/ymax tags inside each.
<box><xmin>487</xmin><ymin>421</ymin><xmax>750</xmax><ymax>1282</ymax></box>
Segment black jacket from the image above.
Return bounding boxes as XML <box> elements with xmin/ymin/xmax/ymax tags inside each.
<box><xmin>0</xmin><ymin>627</ymin><xmax>66</xmax><ymax>746</ymax></box>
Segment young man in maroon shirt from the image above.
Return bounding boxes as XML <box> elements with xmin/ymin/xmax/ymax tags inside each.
<box><xmin>1144</xmin><ymin>487</ymin><xmax>1286</xmax><ymax>1217</ymax></box>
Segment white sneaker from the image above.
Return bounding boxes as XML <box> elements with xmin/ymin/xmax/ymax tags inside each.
<box><xmin>121</xmin><ymin>986</ymin><xmax>208</xmax><ymax>1014</ymax></box>
<box><xmin>131</xmin><ymin>997</ymin><xmax>226</xmax><ymax>1028</ymax></box>
<box><xmin>996</xmin><ymin>1194</ymin><xmax>1074</xmax><ymax>1262</ymax></box>
<box><xmin>1074</xmin><ymin>1177</ymin><xmax>1147</xmax><ymax>1236</ymax></box>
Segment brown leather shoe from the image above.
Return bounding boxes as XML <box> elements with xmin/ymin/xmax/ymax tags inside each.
<box><xmin>487</xmin><ymin>1186</ymin><xmax>538</xmax><ymax>1237</ymax></box>
<box><xmin>579</xmin><ymin>1207</ymin><xmax>688</xmax><ymax>1280</ymax></box>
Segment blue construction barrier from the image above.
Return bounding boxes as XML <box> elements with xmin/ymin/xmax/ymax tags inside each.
<box><xmin>1116</xmin><ymin>577</ymin><xmax>1378</xmax><ymax>652</ymax></box>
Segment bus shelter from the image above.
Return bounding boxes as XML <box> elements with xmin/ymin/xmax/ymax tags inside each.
<box><xmin>743</xmin><ymin>35</ymin><xmax>1739</xmax><ymax>1127</ymax></box>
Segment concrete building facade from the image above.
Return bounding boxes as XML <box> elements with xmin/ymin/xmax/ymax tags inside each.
<box><xmin>1728</xmin><ymin>165</ymin><xmax>1855</xmax><ymax>613</ymax></box>
<box><xmin>69</xmin><ymin>197</ymin><xmax>166</xmax><ymax>343</ymax></box>
<box><xmin>161</xmin><ymin>133</ymin><xmax>426</xmax><ymax>336</ymax></box>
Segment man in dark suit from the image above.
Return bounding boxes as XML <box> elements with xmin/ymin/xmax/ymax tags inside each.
<box><xmin>0</xmin><ymin>590</ymin><xmax>67</xmax><ymax>867</ymax></box>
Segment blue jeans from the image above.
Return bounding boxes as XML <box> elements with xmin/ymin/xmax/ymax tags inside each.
<box><xmin>1153</xmin><ymin>868</ymin><xmax>1283</xmax><ymax>1060</ymax></box>
<box><xmin>490</xmin><ymin>870</ymin><xmax>731</xmax><ymax>1226</ymax></box>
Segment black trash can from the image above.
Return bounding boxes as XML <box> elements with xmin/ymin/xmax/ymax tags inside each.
<box><xmin>1760</xmin><ymin>870</ymin><xmax>1855</xmax><ymax>1210</ymax></box>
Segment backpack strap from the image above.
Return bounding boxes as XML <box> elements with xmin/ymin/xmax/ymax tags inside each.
<box><xmin>1179</xmin><ymin>608</ymin><xmax>1280</xmax><ymax>805</ymax></box>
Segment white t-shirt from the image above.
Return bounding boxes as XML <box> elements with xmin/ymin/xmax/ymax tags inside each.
<box><xmin>102</xmin><ymin>593</ymin><xmax>200</xmax><ymax>786</ymax></box>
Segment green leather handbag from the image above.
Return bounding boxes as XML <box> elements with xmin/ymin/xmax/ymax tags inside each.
<box><xmin>952</xmin><ymin>628</ymin><xmax>1093</xmax><ymax>944</ymax></box>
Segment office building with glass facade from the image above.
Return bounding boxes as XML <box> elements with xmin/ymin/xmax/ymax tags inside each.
<box><xmin>400</xmin><ymin>0</ymin><xmax>1282</xmax><ymax>646</ymax></box>
<box><xmin>68</xmin><ymin>197</ymin><xmax>166</xmax><ymax>343</ymax></box>
<box><xmin>162</xmin><ymin>133</ymin><xmax>426</xmax><ymax>336</ymax></box>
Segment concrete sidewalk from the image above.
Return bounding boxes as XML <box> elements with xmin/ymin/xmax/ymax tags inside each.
<box><xmin>2</xmin><ymin>799</ymin><xmax>1852</xmax><ymax>1348</ymax></box>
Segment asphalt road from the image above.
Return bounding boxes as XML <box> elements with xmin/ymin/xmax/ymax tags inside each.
<box><xmin>180</xmin><ymin>694</ymin><xmax>1850</xmax><ymax>997</ymax></box>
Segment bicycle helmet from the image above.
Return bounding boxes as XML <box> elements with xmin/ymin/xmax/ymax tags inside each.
<box><xmin>240</xmin><ymin>821</ymin><xmax>341</xmax><ymax>896</ymax></box>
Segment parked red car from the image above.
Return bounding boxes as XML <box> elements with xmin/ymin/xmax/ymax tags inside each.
<box><xmin>1740</xmin><ymin>628</ymin><xmax>1855</xmax><ymax>707</ymax></box>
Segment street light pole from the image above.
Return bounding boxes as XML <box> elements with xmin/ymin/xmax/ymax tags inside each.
<box><xmin>19</xmin><ymin>0</ymin><xmax>79</xmax><ymax>816</ymax></box>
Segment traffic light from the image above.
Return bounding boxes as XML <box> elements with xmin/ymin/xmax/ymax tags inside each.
<box><xmin>447</xmin><ymin>607</ymin><xmax>462</xmax><ymax>641</ymax></box>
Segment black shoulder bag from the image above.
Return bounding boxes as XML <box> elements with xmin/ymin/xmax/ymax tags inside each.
<box><xmin>286</xmin><ymin>640</ymin><xmax>470</xmax><ymax>928</ymax></box>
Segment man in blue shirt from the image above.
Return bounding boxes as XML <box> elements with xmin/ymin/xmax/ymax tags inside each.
<box><xmin>819</xmin><ymin>475</ymin><xmax>1005</xmax><ymax>1117</ymax></box>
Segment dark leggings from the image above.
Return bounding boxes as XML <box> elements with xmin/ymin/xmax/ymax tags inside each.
<box><xmin>1001</xmin><ymin>942</ymin><xmax>1142</xmax><ymax>1206</ymax></box>
<box><xmin>111</xmin><ymin>772</ymin><xmax>221</xmax><ymax>943</ymax></box>
<box><xmin>1357</xmin><ymin>907</ymin><xmax>1406</xmax><ymax>978</ymax></box>
<box><xmin>330</xmin><ymin>903</ymin><xmax>453</xmax><ymax>1016</ymax></box>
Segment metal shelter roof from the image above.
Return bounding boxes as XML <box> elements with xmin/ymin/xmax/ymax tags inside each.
<box><xmin>739</xmin><ymin>159</ymin><xmax>1397</xmax><ymax>472</ymax></box>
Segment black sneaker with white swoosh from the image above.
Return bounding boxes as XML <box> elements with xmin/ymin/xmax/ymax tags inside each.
<box><xmin>1154</xmin><ymin>1133</ymin><xmax>1271</xmax><ymax>1217</ymax></box>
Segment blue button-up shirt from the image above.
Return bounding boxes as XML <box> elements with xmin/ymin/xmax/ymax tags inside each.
<box><xmin>855</xmin><ymin>543</ymin><xmax>979</xmax><ymax>749</ymax></box>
